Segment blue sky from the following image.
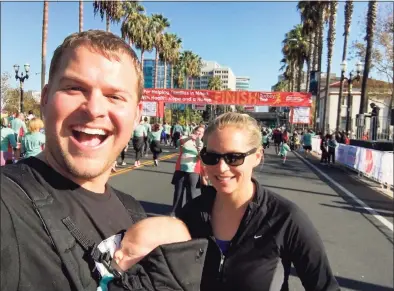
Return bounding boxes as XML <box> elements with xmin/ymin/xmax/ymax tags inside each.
<box><xmin>1</xmin><ymin>1</ymin><xmax>372</xmax><ymax>92</ymax></box>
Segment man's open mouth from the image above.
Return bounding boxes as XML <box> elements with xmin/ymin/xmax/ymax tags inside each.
<box><xmin>71</xmin><ymin>125</ymin><xmax>110</xmax><ymax>147</ymax></box>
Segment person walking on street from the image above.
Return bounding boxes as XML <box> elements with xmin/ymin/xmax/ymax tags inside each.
<box><xmin>10</xmin><ymin>112</ymin><xmax>27</xmax><ymax>163</ymax></box>
<box><xmin>327</xmin><ymin>134</ymin><xmax>338</xmax><ymax>166</ymax></box>
<box><xmin>302</xmin><ymin>129</ymin><xmax>315</xmax><ymax>158</ymax></box>
<box><xmin>21</xmin><ymin>118</ymin><xmax>46</xmax><ymax>158</ymax></box>
<box><xmin>133</xmin><ymin>120</ymin><xmax>147</xmax><ymax>167</ymax></box>
<box><xmin>142</xmin><ymin>117</ymin><xmax>151</xmax><ymax>156</ymax></box>
<box><xmin>172</xmin><ymin>121</ymin><xmax>184</xmax><ymax>149</ymax></box>
<box><xmin>171</xmin><ymin>126</ymin><xmax>205</xmax><ymax>216</ymax></box>
<box><xmin>148</xmin><ymin>123</ymin><xmax>163</xmax><ymax>166</ymax></box>
<box><xmin>279</xmin><ymin>140</ymin><xmax>291</xmax><ymax>164</ymax></box>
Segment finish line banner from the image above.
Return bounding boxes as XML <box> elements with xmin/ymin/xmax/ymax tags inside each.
<box><xmin>142</xmin><ymin>89</ymin><xmax>312</xmax><ymax>107</ymax></box>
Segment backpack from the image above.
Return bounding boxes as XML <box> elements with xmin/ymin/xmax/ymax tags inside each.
<box><xmin>2</xmin><ymin>163</ymin><xmax>147</xmax><ymax>291</ymax></box>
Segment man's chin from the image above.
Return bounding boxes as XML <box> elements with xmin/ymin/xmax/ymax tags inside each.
<box><xmin>64</xmin><ymin>156</ymin><xmax>112</xmax><ymax>180</ymax></box>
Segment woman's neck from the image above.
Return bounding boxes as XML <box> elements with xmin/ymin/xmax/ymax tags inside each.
<box><xmin>214</xmin><ymin>179</ymin><xmax>255</xmax><ymax>212</ymax></box>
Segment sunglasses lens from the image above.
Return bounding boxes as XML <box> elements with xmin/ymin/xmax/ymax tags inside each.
<box><xmin>224</xmin><ymin>154</ymin><xmax>244</xmax><ymax>166</ymax></box>
<box><xmin>201</xmin><ymin>152</ymin><xmax>219</xmax><ymax>165</ymax></box>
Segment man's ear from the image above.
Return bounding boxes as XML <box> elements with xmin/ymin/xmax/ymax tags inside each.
<box><xmin>133</xmin><ymin>102</ymin><xmax>143</xmax><ymax>130</ymax></box>
<box><xmin>40</xmin><ymin>84</ymin><xmax>49</xmax><ymax>119</ymax></box>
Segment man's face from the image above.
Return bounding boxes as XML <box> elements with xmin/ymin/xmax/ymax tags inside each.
<box><xmin>41</xmin><ymin>45</ymin><xmax>141</xmax><ymax>181</ymax></box>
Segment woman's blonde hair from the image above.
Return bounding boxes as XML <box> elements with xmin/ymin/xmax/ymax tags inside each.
<box><xmin>28</xmin><ymin>118</ymin><xmax>44</xmax><ymax>133</ymax></box>
<box><xmin>204</xmin><ymin>112</ymin><xmax>262</xmax><ymax>149</ymax></box>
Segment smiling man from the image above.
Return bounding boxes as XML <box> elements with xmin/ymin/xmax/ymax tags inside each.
<box><xmin>0</xmin><ymin>30</ymin><xmax>208</xmax><ymax>291</ymax></box>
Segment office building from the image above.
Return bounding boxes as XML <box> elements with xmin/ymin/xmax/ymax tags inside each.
<box><xmin>236</xmin><ymin>77</ymin><xmax>250</xmax><ymax>91</ymax></box>
<box><xmin>143</xmin><ymin>59</ymin><xmax>172</xmax><ymax>89</ymax></box>
<box><xmin>187</xmin><ymin>60</ymin><xmax>237</xmax><ymax>91</ymax></box>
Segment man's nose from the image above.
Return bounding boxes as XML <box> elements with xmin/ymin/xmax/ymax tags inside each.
<box><xmin>84</xmin><ymin>90</ymin><xmax>107</xmax><ymax>119</ymax></box>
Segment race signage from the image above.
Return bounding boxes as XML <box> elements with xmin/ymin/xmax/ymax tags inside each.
<box><xmin>142</xmin><ymin>89</ymin><xmax>312</xmax><ymax>107</ymax></box>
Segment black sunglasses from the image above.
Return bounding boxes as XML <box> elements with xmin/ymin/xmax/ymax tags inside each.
<box><xmin>200</xmin><ymin>147</ymin><xmax>258</xmax><ymax>166</ymax></box>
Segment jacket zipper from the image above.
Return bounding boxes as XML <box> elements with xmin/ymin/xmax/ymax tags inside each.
<box><xmin>218</xmin><ymin>252</ymin><xmax>225</xmax><ymax>273</ymax></box>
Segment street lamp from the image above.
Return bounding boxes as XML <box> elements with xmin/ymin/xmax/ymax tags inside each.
<box><xmin>342</xmin><ymin>61</ymin><xmax>363</xmax><ymax>136</ymax></box>
<box><xmin>14</xmin><ymin>63</ymin><xmax>30</xmax><ymax>113</ymax></box>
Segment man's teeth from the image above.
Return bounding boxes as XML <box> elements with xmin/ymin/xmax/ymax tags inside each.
<box><xmin>72</xmin><ymin>126</ymin><xmax>107</xmax><ymax>135</ymax></box>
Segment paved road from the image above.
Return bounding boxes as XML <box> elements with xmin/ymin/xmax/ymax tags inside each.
<box><xmin>109</xmin><ymin>144</ymin><xmax>394</xmax><ymax>291</ymax></box>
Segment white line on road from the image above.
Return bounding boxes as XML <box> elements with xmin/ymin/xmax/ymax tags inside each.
<box><xmin>294</xmin><ymin>151</ymin><xmax>394</xmax><ymax>232</ymax></box>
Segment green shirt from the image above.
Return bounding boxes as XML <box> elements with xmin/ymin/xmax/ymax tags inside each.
<box><xmin>164</xmin><ymin>124</ymin><xmax>171</xmax><ymax>134</ymax></box>
<box><xmin>143</xmin><ymin>123</ymin><xmax>152</xmax><ymax>134</ymax></box>
<box><xmin>11</xmin><ymin>118</ymin><xmax>27</xmax><ymax>138</ymax></box>
<box><xmin>1</xmin><ymin>127</ymin><xmax>17</xmax><ymax>152</ymax></box>
<box><xmin>148</xmin><ymin>131</ymin><xmax>162</xmax><ymax>143</ymax></box>
<box><xmin>303</xmin><ymin>132</ymin><xmax>315</xmax><ymax>146</ymax></box>
<box><xmin>133</xmin><ymin>124</ymin><xmax>147</xmax><ymax>138</ymax></box>
<box><xmin>262</xmin><ymin>136</ymin><xmax>268</xmax><ymax>144</ymax></box>
<box><xmin>21</xmin><ymin>132</ymin><xmax>46</xmax><ymax>158</ymax></box>
<box><xmin>280</xmin><ymin>143</ymin><xmax>291</xmax><ymax>155</ymax></box>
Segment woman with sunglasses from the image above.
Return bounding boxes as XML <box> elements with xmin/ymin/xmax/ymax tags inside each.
<box><xmin>178</xmin><ymin>112</ymin><xmax>339</xmax><ymax>291</ymax></box>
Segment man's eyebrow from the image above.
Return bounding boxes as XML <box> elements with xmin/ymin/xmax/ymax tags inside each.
<box><xmin>59</xmin><ymin>75</ymin><xmax>132</xmax><ymax>95</ymax></box>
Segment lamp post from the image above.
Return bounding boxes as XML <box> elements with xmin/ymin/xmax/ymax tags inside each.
<box><xmin>14</xmin><ymin>63</ymin><xmax>30</xmax><ymax>113</ymax></box>
<box><xmin>341</xmin><ymin>61</ymin><xmax>363</xmax><ymax>136</ymax></box>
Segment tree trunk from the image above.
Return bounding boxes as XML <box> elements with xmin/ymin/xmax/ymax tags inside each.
<box><xmin>140</xmin><ymin>50</ymin><xmax>144</xmax><ymax>71</ymax></box>
<box><xmin>313</xmin><ymin>30</ymin><xmax>319</xmax><ymax>71</ymax></box>
<box><xmin>322</xmin><ymin>1</ymin><xmax>338</xmax><ymax>133</ymax></box>
<box><xmin>41</xmin><ymin>1</ymin><xmax>48</xmax><ymax>92</ymax></box>
<box><xmin>164</xmin><ymin>61</ymin><xmax>167</xmax><ymax>89</ymax></box>
<box><xmin>191</xmin><ymin>77</ymin><xmax>194</xmax><ymax>90</ymax></box>
<box><xmin>315</xmin><ymin>6</ymin><xmax>325</xmax><ymax>131</ymax></box>
<box><xmin>306</xmin><ymin>32</ymin><xmax>314</xmax><ymax>92</ymax></box>
<box><xmin>336</xmin><ymin>0</ymin><xmax>353</xmax><ymax>131</ymax></box>
<box><xmin>360</xmin><ymin>0</ymin><xmax>377</xmax><ymax>114</ymax></box>
<box><xmin>154</xmin><ymin>49</ymin><xmax>159</xmax><ymax>88</ymax></box>
<box><xmin>170</xmin><ymin>66</ymin><xmax>174</xmax><ymax>89</ymax></box>
<box><xmin>297</xmin><ymin>55</ymin><xmax>303</xmax><ymax>92</ymax></box>
<box><xmin>79</xmin><ymin>1</ymin><xmax>83</xmax><ymax>32</ymax></box>
<box><xmin>106</xmin><ymin>13</ymin><xmax>110</xmax><ymax>32</ymax></box>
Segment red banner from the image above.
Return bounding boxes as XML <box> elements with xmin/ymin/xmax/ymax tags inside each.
<box><xmin>142</xmin><ymin>89</ymin><xmax>312</xmax><ymax>107</ymax></box>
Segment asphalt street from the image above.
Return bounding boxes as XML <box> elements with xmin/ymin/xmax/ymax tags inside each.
<box><xmin>109</xmin><ymin>143</ymin><xmax>394</xmax><ymax>291</ymax></box>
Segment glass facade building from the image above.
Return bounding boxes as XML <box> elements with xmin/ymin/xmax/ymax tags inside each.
<box><xmin>236</xmin><ymin>77</ymin><xmax>250</xmax><ymax>91</ymax></box>
<box><xmin>143</xmin><ymin>59</ymin><xmax>172</xmax><ymax>88</ymax></box>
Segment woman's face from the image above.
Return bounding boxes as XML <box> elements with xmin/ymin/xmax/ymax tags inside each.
<box><xmin>205</xmin><ymin>126</ymin><xmax>262</xmax><ymax>195</ymax></box>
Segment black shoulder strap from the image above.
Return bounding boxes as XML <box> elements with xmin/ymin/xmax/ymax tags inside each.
<box><xmin>112</xmin><ymin>188</ymin><xmax>147</xmax><ymax>223</ymax></box>
<box><xmin>2</xmin><ymin>164</ymin><xmax>88</xmax><ymax>291</ymax></box>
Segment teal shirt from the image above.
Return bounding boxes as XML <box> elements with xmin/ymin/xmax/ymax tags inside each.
<box><xmin>143</xmin><ymin>123</ymin><xmax>151</xmax><ymax>134</ymax></box>
<box><xmin>262</xmin><ymin>136</ymin><xmax>268</xmax><ymax>144</ymax></box>
<box><xmin>148</xmin><ymin>130</ymin><xmax>162</xmax><ymax>143</ymax></box>
<box><xmin>280</xmin><ymin>143</ymin><xmax>291</xmax><ymax>156</ymax></box>
<box><xmin>21</xmin><ymin>132</ymin><xmax>46</xmax><ymax>158</ymax></box>
<box><xmin>164</xmin><ymin>124</ymin><xmax>171</xmax><ymax>134</ymax></box>
<box><xmin>11</xmin><ymin>118</ymin><xmax>27</xmax><ymax>137</ymax></box>
<box><xmin>303</xmin><ymin>132</ymin><xmax>315</xmax><ymax>146</ymax></box>
<box><xmin>1</xmin><ymin>127</ymin><xmax>17</xmax><ymax>151</ymax></box>
<box><xmin>133</xmin><ymin>124</ymin><xmax>147</xmax><ymax>138</ymax></box>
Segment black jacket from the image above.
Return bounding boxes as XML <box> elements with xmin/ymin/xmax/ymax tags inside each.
<box><xmin>179</xmin><ymin>179</ymin><xmax>340</xmax><ymax>291</ymax></box>
<box><xmin>109</xmin><ymin>240</ymin><xmax>207</xmax><ymax>291</ymax></box>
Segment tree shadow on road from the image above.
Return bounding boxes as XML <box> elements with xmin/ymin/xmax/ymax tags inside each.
<box><xmin>139</xmin><ymin>200</ymin><xmax>173</xmax><ymax>217</ymax></box>
<box><xmin>290</xmin><ymin>267</ymin><xmax>393</xmax><ymax>291</ymax></box>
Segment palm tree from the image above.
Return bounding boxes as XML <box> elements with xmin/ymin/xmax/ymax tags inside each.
<box><xmin>93</xmin><ymin>1</ymin><xmax>123</xmax><ymax>32</ymax></box>
<box><xmin>179</xmin><ymin>51</ymin><xmax>202</xmax><ymax>90</ymax></box>
<box><xmin>120</xmin><ymin>1</ymin><xmax>145</xmax><ymax>47</ymax></box>
<box><xmin>151</xmin><ymin>14</ymin><xmax>170</xmax><ymax>88</ymax></box>
<box><xmin>134</xmin><ymin>15</ymin><xmax>154</xmax><ymax>70</ymax></box>
<box><xmin>41</xmin><ymin>1</ymin><xmax>48</xmax><ymax>94</ymax></box>
<box><xmin>79</xmin><ymin>1</ymin><xmax>83</xmax><ymax>32</ymax></box>
<box><xmin>208</xmin><ymin>76</ymin><xmax>222</xmax><ymax>90</ymax></box>
<box><xmin>281</xmin><ymin>25</ymin><xmax>309</xmax><ymax>92</ymax></box>
<box><xmin>336</xmin><ymin>0</ymin><xmax>353</xmax><ymax>131</ymax></box>
<box><xmin>360</xmin><ymin>0</ymin><xmax>378</xmax><ymax>115</ymax></box>
<box><xmin>160</xmin><ymin>33</ymin><xmax>182</xmax><ymax>89</ymax></box>
<box><xmin>321</xmin><ymin>1</ymin><xmax>338</xmax><ymax>133</ymax></box>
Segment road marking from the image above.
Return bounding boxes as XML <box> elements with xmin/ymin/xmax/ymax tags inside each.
<box><xmin>110</xmin><ymin>153</ymin><xmax>179</xmax><ymax>177</ymax></box>
<box><xmin>294</xmin><ymin>151</ymin><xmax>393</xmax><ymax>232</ymax></box>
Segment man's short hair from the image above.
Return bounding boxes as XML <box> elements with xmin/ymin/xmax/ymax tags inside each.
<box><xmin>48</xmin><ymin>30</ymin><xmax>144</xmax><ymax>101</ymax></box>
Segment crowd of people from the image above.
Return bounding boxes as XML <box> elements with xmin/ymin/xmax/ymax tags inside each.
<box><xmin>1</xmin><ymin>110</ymin><xmax>46</xmax><ymax>166</ymax></box>
<box><xmin>1</xmin><ymin>30</ymin><xmax>340</xmax><ymax>291</ymax></box>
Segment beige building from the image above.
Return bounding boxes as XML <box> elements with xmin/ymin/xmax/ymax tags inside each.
<box><xmin>188</xmin><ymin>60</ymin><xmax>237</xmax><ymax>91</ymax></box>
<box><xmin>319</xmin><ymin>78</ymin><xmax>392</xmax><ymax>139</ymax></box>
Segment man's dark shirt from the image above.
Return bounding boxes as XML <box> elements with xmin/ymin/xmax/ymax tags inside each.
<box><xmin>1</xmin><ymin>158</ymin><xmax>142</xmax><ymax>291</ymax></box>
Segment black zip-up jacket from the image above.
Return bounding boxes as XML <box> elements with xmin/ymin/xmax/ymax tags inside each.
<box><xmin>178</xmin><ymin>179</ymin><xmax>340</xmax><ymax>291</ymax></box>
